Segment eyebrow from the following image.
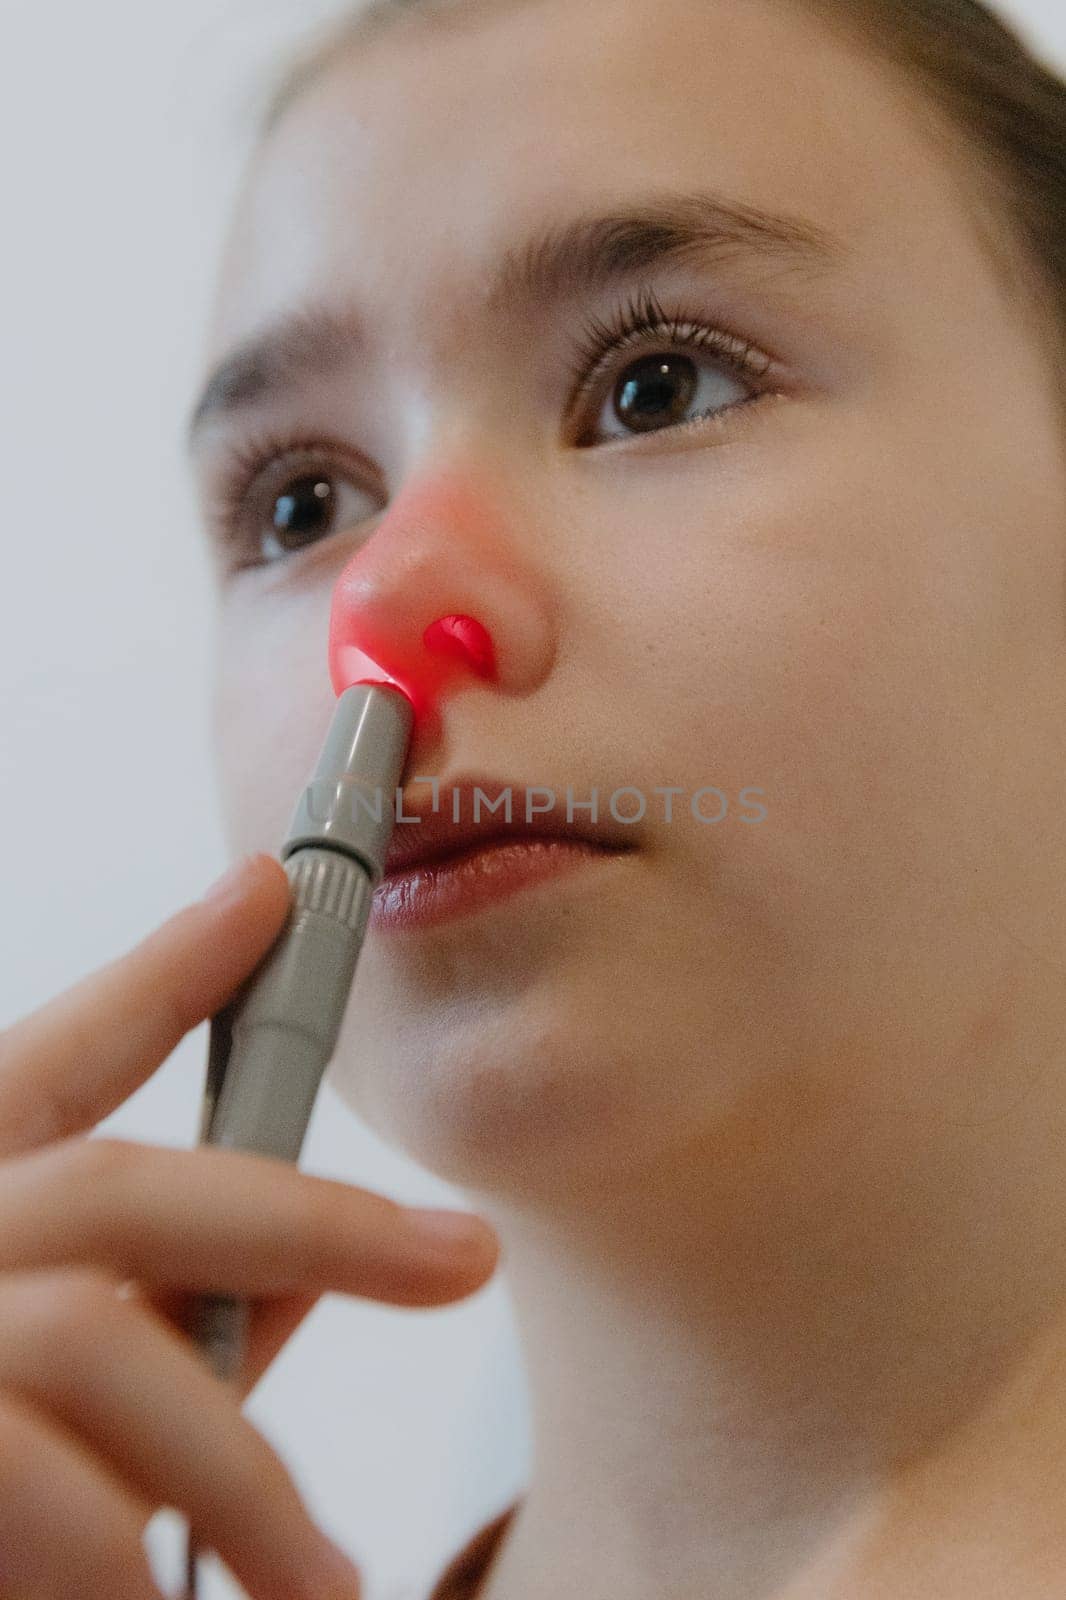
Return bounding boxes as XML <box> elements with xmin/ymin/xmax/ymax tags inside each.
<box><xmin>184</xmin><ymin>188</ymin><xmax>846</xmax><ymax>453</ymax></box>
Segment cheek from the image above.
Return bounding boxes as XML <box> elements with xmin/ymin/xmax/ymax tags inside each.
<box><xmin>576</xmin><ymin>431</ymin><xmax>993</xmax><ymax>912</ymax></box>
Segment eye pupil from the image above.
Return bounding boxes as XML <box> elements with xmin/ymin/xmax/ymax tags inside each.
<box><xmin>272</xmin><ymin>475</ymin><xmax>335</xmax><ymax>549</ymax></box>
<box><xmin>615</xmin><ymin>353</ymin><xmax>698</xmax><ymax>434</ymax></box>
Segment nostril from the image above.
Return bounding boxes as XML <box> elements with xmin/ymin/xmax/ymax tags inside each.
<box><xmin>423</xmin><ymin>614</ymin><xmax>497</xmax><ymax>681</ymax></box>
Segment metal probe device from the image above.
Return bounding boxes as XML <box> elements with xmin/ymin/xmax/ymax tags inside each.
<box><xmin>180</xmin><ymin>681</ymin><xmax>414</xmax><ymax>1599</ymax></box>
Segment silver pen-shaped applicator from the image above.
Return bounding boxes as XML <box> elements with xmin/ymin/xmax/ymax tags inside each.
<box><xmin>181</xmin><ymin>680</ymin><xmax>414</xmax><ymax>1596</ymax></box>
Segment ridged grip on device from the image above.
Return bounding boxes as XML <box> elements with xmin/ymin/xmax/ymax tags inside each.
<box><xmin>204</xmin><ymin>847</ymin><xmax>373</xmax><ymax>1162</ymax></box>
<box><xmin>286</xmin><ymin>847</ymin><xmax>372</xmax><ymax>931</ymax></box>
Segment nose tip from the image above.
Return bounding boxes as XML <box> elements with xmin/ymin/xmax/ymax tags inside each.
<box><xmin>329</xmin><ymin>588</ymin><xmax>498</xmax><ymax>733</ymax></box>
<box><xmin>324</xmin><ymin>468</ymin><xmax>555</xmax><ymax>735</ymax></box>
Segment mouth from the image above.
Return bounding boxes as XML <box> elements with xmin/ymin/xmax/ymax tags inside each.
<box><xmin>370</xmin><ymin>778</ymin><xmax>640</xmax><ymax>932</ymax></box>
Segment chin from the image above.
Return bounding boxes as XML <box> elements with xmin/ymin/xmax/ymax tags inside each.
<box><xmin>326</xmin><ymin>861</ymin><xmax>775</xmax><ymax>1195</ymax></box>
<box><xmin>330</xmin><ymin>963</ymin><xmax>668</xmax><ymax>1195</ymax></box>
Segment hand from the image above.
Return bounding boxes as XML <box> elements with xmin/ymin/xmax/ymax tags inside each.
<box><xmin>0</xmin><ymin>854</ymin><xmax>500</xmax><ymax>1599</ymax></box>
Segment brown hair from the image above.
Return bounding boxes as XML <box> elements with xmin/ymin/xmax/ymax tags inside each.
<box><xmin>251</xmin><ymin>0</ymin><xmax>1066</xmax><ymax>411</ymax></box>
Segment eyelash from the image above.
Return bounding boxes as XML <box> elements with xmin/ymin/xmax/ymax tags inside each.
<box><xmin>564</xmin><ymin>283</ymin><xmax>775</xmax><ymax>433</ymax></box>
<box><xmin>207</xmin><ymin>285</ymin><xmax>779</xmax><ymax>568</ymax></box>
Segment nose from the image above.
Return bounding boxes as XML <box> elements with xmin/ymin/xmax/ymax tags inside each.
<box><xmin>327</xmin><ymin>469</ymin><xmax>556</xmax><ymax>736</ymax></box>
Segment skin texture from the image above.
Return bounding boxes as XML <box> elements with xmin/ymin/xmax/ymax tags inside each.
<box><xmin>189</xmin><ymin>0</ymin><xmax>1066</xmax><ymax>1594</ymax></box>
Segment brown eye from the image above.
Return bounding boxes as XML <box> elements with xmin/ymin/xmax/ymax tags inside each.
<box><xmin>613</xmin><ymin>353</ymin><xmax>702</xmax><ymax>434</ymax></box>
<box><xmin>566</xmin><ymin>290</ymin><xmax>775</xmax><ymax>449</ymax></box>
<box><xmin>594</xmin><ymin>348</ymin><xmax>750</xmax><ymax>444</ymax></box>
<box><xmin>269</xmin><ymin>474</ymin><xmax>336</xmax><ymax>551</ymax></box>
<box><xmin>258</xmin><ymin>470</ymin><xmax>379</xmax><ymax>564</ymax></box>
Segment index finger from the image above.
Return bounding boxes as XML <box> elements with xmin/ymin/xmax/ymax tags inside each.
<box><xmin>0</xmin><ymin>855</ymin><xmax>291</xmax><ymax>1158</ymax></box>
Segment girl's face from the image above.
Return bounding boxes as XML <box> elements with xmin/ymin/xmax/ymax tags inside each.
<box><xmin>190</xmin><ymin>0</ymin><xmax>1066</xmax><ymax>1198</ymax></box>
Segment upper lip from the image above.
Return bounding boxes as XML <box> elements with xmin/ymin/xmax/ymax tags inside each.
<box><xmin>382</xmin><ymin>777</ymin><xmax>642</xmax><ymax>875</ymax></box>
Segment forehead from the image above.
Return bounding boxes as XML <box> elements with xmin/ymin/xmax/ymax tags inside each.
<box><xmin>208</xmin><ymin>0</ymin><xmax>961</xmax><ymax>360</ymax></box>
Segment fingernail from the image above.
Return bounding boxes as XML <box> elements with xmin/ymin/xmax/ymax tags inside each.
<box><xmin>406</xmin><ymin>1206</ymin><xmax>493</xmax><ymax>1252</ymax></box>
<box><xmin>201</xmin><ymin>854</ymin><xmax>261</xmax><ymax>907</ymax></box>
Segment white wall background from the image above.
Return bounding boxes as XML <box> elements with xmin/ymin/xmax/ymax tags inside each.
<box><xmin>0</xmin><ymin>2</ymin><xmax>1062</xmax><ymax>1596</ymax></box>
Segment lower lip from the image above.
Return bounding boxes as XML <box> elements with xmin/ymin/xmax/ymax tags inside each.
<box><xmin>369</xmin><ymin>837</ymin><xmax>627</xmax><ymax>933</ymax></box>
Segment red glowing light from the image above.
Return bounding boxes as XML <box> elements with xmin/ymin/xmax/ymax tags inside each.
<box><xmin>326</xmin><ymin>471</ymin><xmax>506</xmax><ymax>727</ymax></box>
<box><xmin>329</xmin><ymin>582</ymin><xmax>497</xmax><ymax>735</ymax></box>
